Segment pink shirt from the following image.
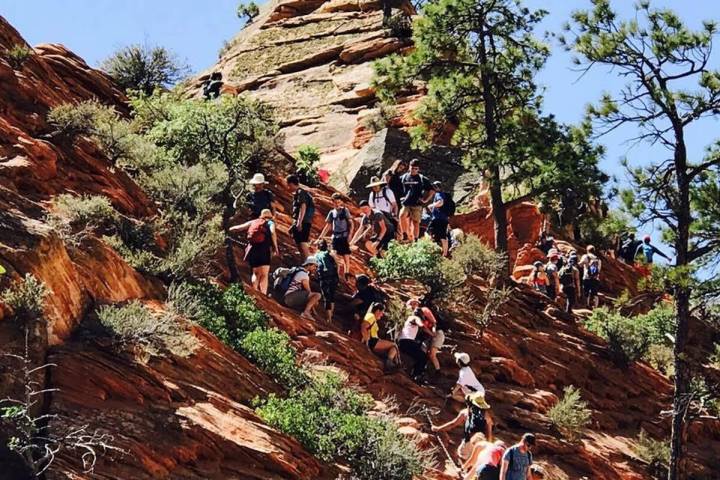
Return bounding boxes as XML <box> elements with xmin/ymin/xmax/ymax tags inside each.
<box><xmin>478</xmin><ymin>445</ymin><xmax>505</xmax><ymax>467</ymax></box>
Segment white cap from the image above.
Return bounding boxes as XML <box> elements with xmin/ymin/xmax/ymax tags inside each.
<box><xmin>454</xmin><ymin>352</ymin><xmax>470</xmax><ymax>365</ymax></box>
<box><xmin>249</xmin><ymin>173</ymin><xmax>266</xmax><ymax>185</ymax></box>
<box><xmin>303</xmin><ymin>256</ymin><xmax>318</xmax><ymax>267</ymax></box>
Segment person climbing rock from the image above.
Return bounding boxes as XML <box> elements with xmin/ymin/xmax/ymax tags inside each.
<box><xmin>361</xmin><ymin>302</ymin><xmax>399</xmax><ymax>370</ymax></box>
<box><xmin>579</xmin><ymin>245</ymin><xmax>602</xmax><ymax>309</ymax></box>
<box><xmin>499</xmin><ymin>433</ymin><xmax>536</xmax><ymax>480</ymax></box>
<box><xmin>202</xmin><ymin>72</ymin><xmax>223</xmax><ymax>100</ymax></box>
<box><xmin>318</xmin><ymin>193</ymin><xmax>354</xmax><ymax>280</ymax></box>
<box><xmin>397</xmin><ymin>314</ymin><xmax>430</xmax><ymax>381</ymax></box>
<box><xmin>544</xmin><ymin>252</ymin><xmax>561</xmax><ymax>301</ymax></box>
<box><xmin>244</xmin><ymin>173</ymin><xmax>274</xmax><ymax>219</ymax></box>
<box><xmin>287</xmin><ymin>174</ymin><xmax>315</xmax><ymax>259</ymax></box>
<box><xmin>536</xmin><ymin>230</ymin><xmax>555</xmax><ymax>256</ymax></box>
<box><xmin>427</xmin><ymin>180</ymin><xmax>455</xmax><ymax>257</ymax></box>
<box><xmin>315</xmin><ymin>240</ymin><xmax>339</xmax><ymax>323</ymax></box>
<box><xmin>350</xmin><ymin>274</ymin><xmax>385</xmax><ymax>335</ymax></box>
<box><xmin>618</xmin><ymin>232</ymin><xmax>641</xmax><ymax>264</ymax></box>
<box><xmin>558</xmin><ymin>256</ymin><xmax>581</xmax><ymax>313</ymax></box>
<box><xmin>406</xmin><ymin>297</ymin><xmax>444</xmax><ymax>373</ymax></box>
<box><xmin>636</xmin><ymin>235</ymin><xmax>672</xmax><ymax>264</ymax></box>
<box><xmin>230</xmin><ymin>208</ymin><xmax>279</xmax><ymax>295</ymax></box>
<box><xmin>399</xmin><ymin>159</ymin><xmax>434</xmax><ymax>242</ymax></box>
<box><xmin>352</xmin><ymin>200</ymin><xmax>396</xmax><ymax>257</ymax></box>
<box><xmin>367</xmin><ymin>176</ymin><xmax>398</xmax><ymax>218</ymax></box>
<box><xmin>283</xmin><ymin>256</ymin><xmax>322</xmax><ymax>320</ymax></box>
<box><xmin>464</xmin><ymin>440</ymin><xmax>506</xmax><ymax>480</ymax></box>
<box><xmin>527</xmin><ymin>261</ymin><xmax>549</xmax><ymax>296</ymax></box>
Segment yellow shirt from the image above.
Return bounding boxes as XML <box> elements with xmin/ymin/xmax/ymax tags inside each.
<box><xmin>364</xmin><ymin>312</ymin><xmax>379</xmax><ymax>339</ymax></box>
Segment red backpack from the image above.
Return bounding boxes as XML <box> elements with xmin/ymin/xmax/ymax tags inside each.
<box><xmin>247</xmin><ymin>219</ymin><xmax>268</xmax><ymax>245</ymax></box>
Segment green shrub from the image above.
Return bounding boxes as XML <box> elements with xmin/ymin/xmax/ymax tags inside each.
<box><xmin>48</xmin><ymin>194</ymin><xmax>117</xmax><ymax>242</ymax></box>
<box><xmin>584</xmin><ymin>307</ymin><xmax>652</xmax><ymax>367</ymax></box>
<box><xmin>385</xmin><ymin>13</ymin><xmax>413</xmax><ymax>38</ymax></box>
<box><xmin>139</xmin><ymin>163</ymin><xmax>226</xmax><ymax>217</ymax></box>
<box><xmin>361</xmin><ymin>104</ymin><xmax>398</xmax><ymax>133</ymax></box>
<box><xmin>97</xmin><ymin>301</ymin><xmax>197</xmax><ymax>357</ymax></box>
<box><xmin>634</xmin><ymin>430</ymin><xmax>669</xmax><ymax>476</ymax></box>
<box><xmin>449</xmin><ymin>234</ymin><xmax>506</xmax><ymax>279</ymax></box>
<box><xmin>645</xmin><ymin>344</ymin><xmax>674</xmax><ymax>377</ymax></box>
<box><xmin>100</xmin><ymin>44</ymin><xmax>188</xmax><ymax>95</ymax></box>
<box><xmin>296</xmin><ymin>145</ymin><xmax>320</xmax><ymax>187</ymax></box>
<box><xmin>237</xmin><ymin>1</ymin><xmax>260</xmax><ymax>22</ymax></box>
<box><xmin>547</xmin><ymin>386</ymin><xmax>591</xmax><ymax>442</ymax></box>
<box><xmin>371</xmin><ymin>238</ymin><xmax>450</xmax><ymax>294</ymax></box>
<box><xmin>1</xmin><ymin>274</ymin><xmax>48</xmax><ymax>319</ymax></box>
<box><xmin>257</xmin><ymin>372</ymin><xmax>427</xmax><ymax>480</ymax></box>
<box><xmin>240</xmin><ymin>328</ymin><xmax>308</xmax><ymax>389</ymax></box>
<box><xmin>5</xmin><ymin>44</ymin><xmax>32</xmax><ymax>69</ymax></box>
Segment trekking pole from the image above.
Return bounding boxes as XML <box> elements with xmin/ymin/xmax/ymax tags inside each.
<box><xmin>407</xmin><ymin>400</ymin><xmax>459</xmax><ymax>472</ymax></box>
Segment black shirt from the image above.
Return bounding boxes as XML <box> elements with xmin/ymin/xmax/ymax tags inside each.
<box><xmin>292</xmin><ymin>188</ymin><xmax>315</xmax><ymax>224</ymax></box>
<box><xmin>247</xmin><ymin>189</ymin><xmax>274</xmax><ymax>218</ymax></box>
<box><xmin>400</xmin><ymin>173</ymin><xmax>432</xmax><ymax>206</ymax></box>
<box><xmin>352</xmin><ymin>286</ymin><xmax>384</xmax><ymax>316</ymax></box>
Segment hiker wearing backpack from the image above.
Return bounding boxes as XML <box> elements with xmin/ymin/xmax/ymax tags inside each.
<box><xmin>315</xmin><ymin>240</ymin><xmax>339</xmax><ymax>323</ymax></box>
<box><xmin>244</xmin><ymin>173</ymin><xmax>274</xmax><ymax>219</ymax></box>
<box><xmin>361</xmin><ymin>302</ymin><xmax>400</xmax><ymax>370</ymax></box>
<box><xmin>617</xmin><ymin>232</ymin><xmax>640</xmax><ymax>264</ymax></box>
<box><xmin>367</xmin><ymin>176</ymin><xmax>398</xmax><ymax>217</ymax></box>
<box><xmin>399</xmin><ymin>159</ymin><xmax>434</xmax><ymax>242</ymax></box>
<box><xmin>229</xmin><ymin>209</ymin><xmax>279</xmax><ymax>295</ymax></box>
<box><xmin>558</xmin><ymin>257</ymin><xmax>581</xmax><ymax>313</ymax></box>
<box><xmin>544</xmin><ymin>252</ymin><xmax>561</xmax><ymax>301</ymax></box>
<box><xmin>352</xmin><ymin>200</ymin><xmax>396</xmax><ymax>257</ymax></box>
<box><xmin>636</xmin><ymin>235</ymin><xmax>672</xmax><ymax>264</ymax></box>
<box><xmin>282</xmin><ymin>257</ymin><xmax>322</xmax><ymax>320</ymax></box>
<box><xmin>499</xmin><ymin>433</ymin><xmax>536</xmax><ymax>480</ymax></box>
<box><xmin>527</xmin><ymin>261</ymin><xmax>549</xmax><ymax>296</ymax></box>
<box><xmin>427</xmin><ymin>181</ymin><xmax>455</xmax><ymax>257</ymax></box>
<box><xmin>287</xmin><ymin>174</ymin><xmax>315</xmax><ymax>259</ymax></box>
<box><xmin>406</xmin><ymin>298</ymin><xmax>445</xmax><ymax>373</ymax></box>
<box><xmin>318</xmin><ymin>193</ymin><xmax>355</xmax><ymax>280</ymax></box>
<box><xmin>202</xmin><ymin>72</ymin><xmax>223</xmax><ymax>100</ymax></box>
<box><xmin>579</xmin><ymin>245</ymin><xmax>602</xmax><ymax>309</ymax></box>
<box><xmin>384</xmin><ymin>160</ymin><xmax>409</xmax><ymax>211</ymax></box>
<box><xmin>397</xmin><ymin>313</ymin><xmax>431</xmax><ymax>381</ymax></box>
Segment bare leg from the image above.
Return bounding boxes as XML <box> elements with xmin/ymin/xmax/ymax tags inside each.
<box><xmin>299</xmin><ymin>242</ymin><xmax>311</xmax><ymax>259</ymax></box>
<box><xmin>257</xmin><ymin>265</ymin><xmax>270</xmax><ymax>295</ymax></box>
<box><xmin>440</xmin><ymin>238</ymin><xmax>449</xmax><ymax>257</ymax></box>
<box><xmin>429</xmin><ymin>347</ymin><xmax>440</xmax><ymax>371</ymax></box>
<box><xmin>302</xmin><ymin>292</ymin><xmax>322</xmax><ymax>318</ymax></box>
<box><xmin>251</xmin><ymin>268</ymin><xmax>260</xmax><ymax>291</ymax></box>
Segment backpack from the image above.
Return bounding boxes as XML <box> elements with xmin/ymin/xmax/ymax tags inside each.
<box><xmin>587</xmin><ymin>259</ymin><xmax>600</xmax><ymax>279</ymax></box>
<box><xmin>439</xmin><ymin>194</ymin><xmax>456</xmax><ymax>217</ymax></box>
<box><xmin>331</xmin><ymin>208</ymin><xmax>350</xmax><ymax>236</ymax></box>
<box><xmin>271</xmin><ymin>267</ymin><xmax>302</xmax><ymax>300</ymax></box>
<box><xmin>247</xmin><ymin>218</ymin><xmax>268</xmax><ymax>245</ymax></box>
<box><xmin>316</xmin><ymin>252</ymin><xmax>339</xmax><ymax>283</ymax></box>
<box><xmin>545</xmin><ymin>262</ymin><xmax>558</xmax><ymax>286</ymax></box>
<box><xmin>463</xmin><ymin>400</ymin><xmax>488</xmax><ymax>442</ymax></box>
<box><xmin>558</xmin><ymin>265</ymin><xmax>574</xmax><ymax>287</ymax></box>
<box><xmin>370</xmin><ymin>187</ymin><xmax>391</xmax><ymax>207</ymax></box>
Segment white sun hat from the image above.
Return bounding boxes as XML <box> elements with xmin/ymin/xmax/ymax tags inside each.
<box><xmin>249</xmin><ymin>173</ymin><xmax>267</xmax><ymax>185</ymax></box>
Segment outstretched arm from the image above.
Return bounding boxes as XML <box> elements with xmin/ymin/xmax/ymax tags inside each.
<box><xmin>229</xmin><ymin>220</ymin><xmax>252</xmax><ymax>233</ymax></box>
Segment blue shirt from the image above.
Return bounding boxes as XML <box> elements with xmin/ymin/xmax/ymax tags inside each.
<box><xmin>431</xmin><ymin>192</ymin><xmax>449</xmax><ymax>220</ymax></box>
<box><xmin>502</xmin><ymin>445</ymin><xmax>532</xmax><ymax>480</ymax></box>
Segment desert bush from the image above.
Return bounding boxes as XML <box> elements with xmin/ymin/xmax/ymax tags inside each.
<box><xmin>295</xmin><ymin>145</ymin><xmax>320</xmax><ymax>187</ymax></box>
<box><xmin>371</xmin><ymin>238</ymin><xmax>451</xmax><ymax>294</ymax></box>
<box><xmin>645</xmin><ymin>344</ymin><xmax>674</xmax><ymax>377</ymax></box>
<box><xmin>361</xmin><ymin>104</ymin><xmax>398</xmax><ymax>133</ymax></box>
<box><xmin>584</xmin><ymin>307</ymin><xmax>651</xmax><ymax>367</ymax></box>
<box><xmin>100</xmin><ymin>44</ymin><xmax>188</xmax><ymax>94</ymax></box>
<box><xmin>240</xmin><ymin>328</ymin><xmax>308</xmax><ymax>389</ymax></box>
<box><xmin>1</xmin><ymin>274</ymin><xmax>48</xmax><ymax>319</ymax></box>
<box><xmin>5</xmin><ymin>43</ymin><xmax>32</xmax><ymax>69</ymax></box>
<box><xmin>634</xmin><ymin>430</ymin><xmax>669</xmax><ymax>477</ymax></box>
<box><xmin>237</xmin><ymin>1</ymin><xmax>260</xmax><ymax>22</ymax></box>
<box><xmin>257</xmin><ymin>372</ymin><xmax>427</xmax><ymax>480</ymax></box>
<box><xmin>96</xmin><ymin>301</ymin><xmax>197</xmax><ymax>357</ymax></box>
<box><xmin>449</xmin><ymin>234</ymin><xmax>506</xmax><ymax>279</ymax></box>
<box><xmin>47</xmin><ymin>194</ymin><xmax>117</xmax><ymax>242</ymax></box>
<box><xmin>547</xmin><ymin>386</ymin><xmax>591</xmax><ymax>442</ymax></box>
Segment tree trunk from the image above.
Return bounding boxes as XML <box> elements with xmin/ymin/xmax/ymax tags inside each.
<box><xmin>222</xmin><ymin>181</ymin><xmax>240</xmax><ymax>284</ymax></box>
<box><xmin>668</xmin><ymin>137</ymin><xmax>691</xmax><ymax>480</ymax></box>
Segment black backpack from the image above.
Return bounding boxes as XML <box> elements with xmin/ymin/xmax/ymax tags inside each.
<box><xmin>439</xmin><ymin>194</ymin><xmax>456</xmax><ymax>217</ymax></box>
<box><xmin>463</xmin><ymin>400</ymin><xmax>488</xmax><ymax>442</ymax></box>
<box><xmin>271</xmin><ymin>267</ymin><xmax>302</xmax><ymax>301</ymax></box>
<box><xmin>558</xmin><ymin>265</ymin><xmax>574</xmax><ymax>287</ymax></box>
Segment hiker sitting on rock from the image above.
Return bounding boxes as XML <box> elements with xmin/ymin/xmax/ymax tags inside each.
<box><xmin>361</xmin><ymin>302</ymin><xmax>399</xmax><ymax>370</ymax></box>
<box><xmin>397</xmin><ymin>313</ymin><xmax>430</xmax><ymax>382</ymax></box>
<box><xmin>499</xmin><ymin>433</ymin><xmax>536</xmax><ymax>480</ymax></box>
<box><xmin>318</xmin><ymin>193</ymin><xmax>354</xmax><ymax>281</ymax></box>
<box><xmin>367</xmin><ymin>176</ymin><xmax>398</xmax><ymax>218</ymax></box>
<box><xmin>399</xmin><ymin>159</ymin><xmax>434</xmax><ymax>242</ymax></box>
<box><xmin>281</xmin><ymin>256</ymin><xmax>322</xmax><ymax>320</ymax></box>
<box><xmin>287</xmin><ymin>174</ymin><xmax>315</xmax><ymax>259</ymax></box>
<box><xmin>230</xmin><ymin>208</ymin><xmax>279</xmax><ymax>295</ymax></box>
<box><xmin>315</xmin><ymin>240</ymin><xmax>339</xmax><ymax>323</ymax></box>
<box><xmin>427</xmin><ymin>181</ymin><xmax>455</xmax><ymax>257</ymax></box>
<box><xmin>243</xmin><ymin>173</ymin><xmax>274</xmax><ymax>219</ymax></box>
<box><xmin>449</xmin><ymin>228</ymin><xmax>465</xmax><ymax>255</ymax></box>
<box><xmin>432</xmin><ymin>352</ymin><xmax>494</xmax><ymax>460</ymax></box>
<box><xmin>351</xmin><ymin>200</ymin><xmax>396</xmax><ymax>257</ymax></box>
<box><xmin>406</xmin><ymin>297</ymin><xmax>445</xmax><ymax>374</ymax></box>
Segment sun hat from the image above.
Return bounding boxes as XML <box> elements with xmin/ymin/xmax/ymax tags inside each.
<box><xmin>467</xmin><ymin>391</ymin><xmax>491</xmax><ymax>410</ymax></box>
<box><xmin>249</xmin><ymin>173</ymin><xmax>266</xmax><ymax>185</ymax></box>
<box><xmin>260</xmin><ymin>209</ymin><xmax>273</xmax><ymax>219</ymax></box>
<box><xmin>432</xmin><ymin>180</ymin><xmax>442</xmax><ymax>188</ymax></box>
<box><xmin>533</xmin><ymin>260</ymin><xmax>543</xmax><ymax>268</ymax></box>
<box><xmin>405</xmin><ymin>298</ymin><xmax>421</xmax><ymax>309</ymax></box>
<box><xmin>366</xmin><ymin>176</ymin><xmax>386</xmax><ymax>188</ymax></box>
<box><xmin>454</xmin><ymin>352</ymin><xmax>471</xmax><ymax>366</ymax></box>
<box><xmin>303</xmin><ymin>256</ymin><xmax>318</xmax><ymax>267</ymax></box>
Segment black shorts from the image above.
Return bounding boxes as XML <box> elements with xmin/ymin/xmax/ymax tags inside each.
<box><xmin>320</xmin><ymin>279</ymin><xmax>338</xmax><ymax>309</ymax></box>
<box><xmin>428</xmin><ymin>218</ymin><xmax>449</xmax><ymax>243</ymax></box>
<box><xmin>245</xmin><ymin>244</ymin><xmax>271</xmax><ymax>268</ymax></box>
<box><xmin>332</xmin><ymin>236</ymin><xmax>351</xmax><ymax>255</ymax></box>
<box><xmin>292</xmin><ymin>223</ymin><xmax>312</xmax><ymax>244</ymax></box>
<box><xmin>368</xmin><ymin>337</ymin><xmax>379</xmax><ymax>349</ymax></box>
<box><xmin>583</xmin><ymin>278</ymin><xmax>600</xmax><ymax>295</ymax></box>
<box><xmin>378</xmin><ymin>231</ymin><xmax>394</xmax><ymax>251</ymax></box>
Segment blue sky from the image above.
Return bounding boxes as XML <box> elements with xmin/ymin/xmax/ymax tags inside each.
<box><xmin>3</xmin><ymin>0</ymin><xmax>719</xmax><ymax>254</ymax></box>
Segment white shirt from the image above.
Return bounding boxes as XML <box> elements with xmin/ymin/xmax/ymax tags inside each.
<box><xmin>368</xmin><ymin>187</ymin><xmax>396</xmax><ymax>214</ymax></box>
<box><xmin>457</xmin><ymin>366</ymin><xmax>485</xmax><ymax>396</ymax></box>
<box><xmin>398</xmin><ymin>318</ymin><xmax>420</xmax><ymax>341</ymax></box>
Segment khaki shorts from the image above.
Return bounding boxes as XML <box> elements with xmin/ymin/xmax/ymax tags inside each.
<box><xmin>430</xmin><ymin>329</ymin><xmax>445</xmax><ymax>349</ymax></box>
<box><xmin>400</xmin><ymin>205</ymin><xmax>423</xmax><ymax>223</ymax></box>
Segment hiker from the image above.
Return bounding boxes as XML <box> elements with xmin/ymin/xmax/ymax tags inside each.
<box><xmin>287</xmin><ymin>174</ymin><xmax>315</xmax><ymax>259</ymax></box>
<box><xmin>384</xmin><ymin>160</ymin><xmax>409</xmax><ymax>210</ymax></box>
<box><xmin>618</xmin><ymin>232</ymin><xmax>641</xmax><ymax>264</ymax></box>
<box><xmin>318</xmin><ymin>193</ymin><xmax>354</xmax><ymax>280</ymax></box>
<box><xmin>230</xmin><ymin>209</ymin><xmax>279</xmax><ymax>295</ymax></box>
<box><xmin>636</xmin><ymin>235</ymin><xmax>671</xmax><ymax>264</ymax></box>
<box><xmin>367</xmin><ymin>176</ymin><xmax>398</xmax><ymax>217</ymax></box>
<box><xmin>558</xmin><ymin>256</ymin><xmax>581</xmax><ymax>313</ymax></box>
<box><xmin>351</xmin><ymin>274</ymin><xmax>384</xmax><ymax>331</ymax></box>
<box><xmin>527</xmin><ymin>261</ymin><xmax>549</xmax><ymax>296</ymax></box>
<box><xmin>432</xmin><ymin>353</ymin><xmax>493</xmax><ymax>459</ymax></box>
<box><xmin>202</xmin><ymin>72</ymin><xmax>223</xmax><ymax>100</ymax></box>
<box><xmin>463</xmin><ymin>440</ymin><xmax>506</xmax><ymax>480</ymax></box>
<box><xmin>351</xmin><ymin>200</ymin><xmax>396</xmax><ymax>256</ymax></box>
<box><xmin>283</xmin><ymin>257</ymin><xmax>322</xmax><ymax>319</ymax></box>
<box><xmin>536</xmin><ymin>231</ymin><xmax>555</xmax><ymax>256</ymax></box>
<box><xmin>315</xmin><ymin>240</ymin><xmax>339</xmax><ymax>323</ymax></box>
<box><xmin>399</xmin><ymin>159</ymin><xmax>434</xmax><ymax>242</ymax></box>
<box><xmin>361</xmin><ymin>302</ymin><xmax>399</xmax><ymax>369</ymax></box>
<box><xmin>499</xmin><ymin>433</ymin><xmax>536</xmax><ymax>480</ymax></box>
<box><xmin>579</xmin><ymin>245</ymin><xmax>602</xmax><ymax>309</ymax></box>
<box><xmin>406</xmin><ymin>297</ymin><xmax>444</xmax><ymax>372</ymax></box>
<box><xmin>544</xmin><ymin>252</ymin><xmax>561</xmax><ymax>301</ymax></box>
<box><xmin>244</xmin><ymin>173</ymin><xmax>274</xmax><ymax>219</ymax></box>
<box><xmin>427</xmin><ymin>181</ymin><xmax>455</xmax><ymax>257</ymax></box>
<box><xmin>397</xmin><ymin>314</ymin><xmax>430</xmax><ymax>381</ymax></box>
